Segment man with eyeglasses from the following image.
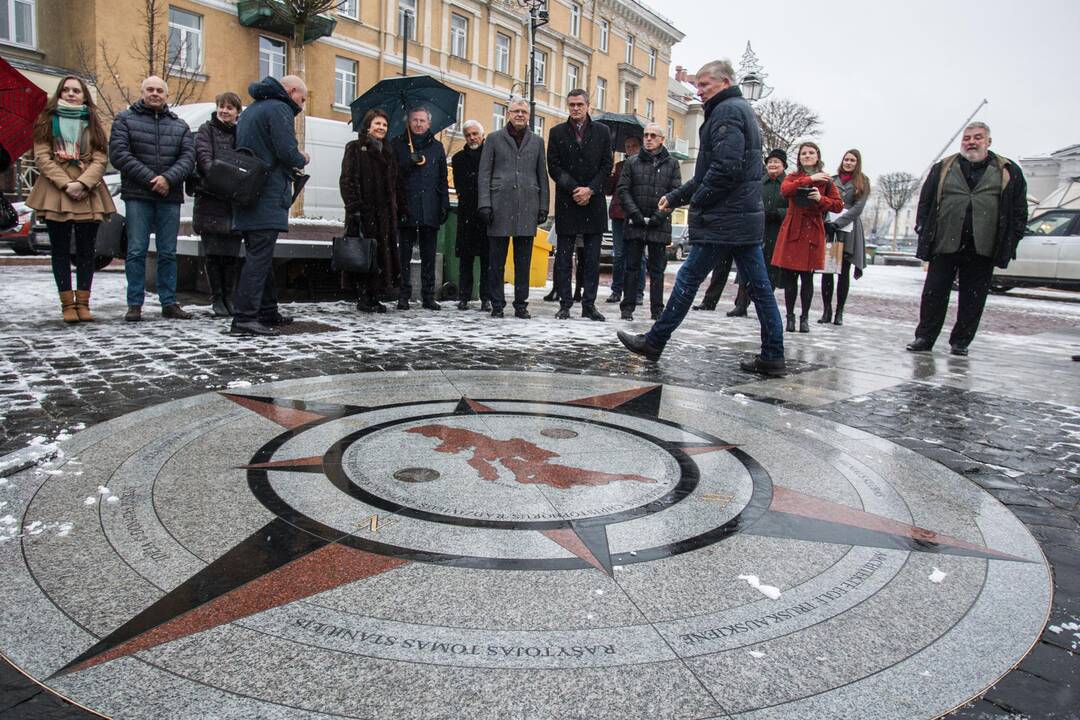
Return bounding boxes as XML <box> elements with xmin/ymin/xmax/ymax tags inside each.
<box><xmin>615</xmin><ymin>123</ymin><xmax>681</xmax><ymax>321</ymax></box>
<box><xmin>477</xmin><ymin>98</ymin><xmax>549</xmax><ymax>319</ymax></box>
<box><xmin>617</xmin><ymin>60</ymin><xmax>786</xmax><ymax>376</ymax></box>
<box><xmin>546</xmin><ymin>88</ymin><xmax>613</xmax><ymax>321</ymax></box>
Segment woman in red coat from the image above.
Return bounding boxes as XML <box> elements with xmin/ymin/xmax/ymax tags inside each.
<box><xmin>771</xmin><ymin>142</ymin><xmax>844</xmax><ymax>333</ymax></box>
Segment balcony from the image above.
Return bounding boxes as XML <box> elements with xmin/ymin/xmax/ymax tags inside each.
<box><xmin>670</xmin><ymin>138</ymin><xmax>690</xmax><ymax>160</ymax></box>
<box><xmin>237</xmin><ymin>0</ymin><xmax>337</xmax><ymax>44</ymax></box>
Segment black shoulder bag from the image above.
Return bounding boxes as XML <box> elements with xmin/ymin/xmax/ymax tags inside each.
<box><xmin>332</xmin><ymin>212</ymin><xmax>378</xmax><ymax>274</ymax></box>
<box><xmin>203</xmin><ymin>148</ymin><xmax>269</xmax><ymax>207</ymax></box>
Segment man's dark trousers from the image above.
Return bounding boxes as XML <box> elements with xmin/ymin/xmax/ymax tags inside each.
<box><xmin>914</xmin><ymin>245</ymin><xmax>995</xmax><ymax>349</ymax></box>
<box><xmin>647</xmin><ymin>242</ymin><xmax>784</xmax><ymax>361</ymax></box>
<box><xmin>233</xmin><ymin>230</ymin><xmax>279</xmax><ymax>323</ymax></box>
<box><xmin>489</xmin><ymin>236</ymin><xmax>532</xmax><ymax>312</ymax></box>
<box><xmin>399</xmin><ymin>225</ymin><xmax>438</xmax><ymax>302</ymax></box>
<box><xmin>556</xmin><ymin>232</ymin><xmax>601</xmax><ymax>309</ymax></box>
<box><xmin>621</xmin><ymin>238</ymin><xmax>666</xmax><ymax>315</ymax></box>
<box><xmin>459</xmin><ymin>245</ymin><xmax>491</xmax><ymax>303</ymax></box>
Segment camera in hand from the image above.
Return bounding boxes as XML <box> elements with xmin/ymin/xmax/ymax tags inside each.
<box><xmin>795</xmin><ymin>185</ymin><xmax>817</xmax><ymax>207</ymax></box>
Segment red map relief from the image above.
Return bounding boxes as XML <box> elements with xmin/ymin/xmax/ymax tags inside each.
<box><xmin>407</xmin><ymin>424</ymin><xmax>656</xmax><ymax>489</ymax></box>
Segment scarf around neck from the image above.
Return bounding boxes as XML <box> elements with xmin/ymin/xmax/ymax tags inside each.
<box><xmin>53</xmin><ymin>100</ymin><xmax>89</xmax><ymax>164</ymax></box>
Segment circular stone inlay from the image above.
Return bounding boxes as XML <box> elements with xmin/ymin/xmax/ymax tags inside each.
<box><xmin>0</xmin><ymin>371</ymin><xmax>1051</xmax><ymax>720</ymax></box>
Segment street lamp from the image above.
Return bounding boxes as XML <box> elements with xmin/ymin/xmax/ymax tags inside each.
<box><xmin>516</xmin><ymin>0</ymin><xmax>549</xmax><ymax>132</ymax></box>
<box><xmin>736</xmin><ymin>42</ymin><xmax>772</xmax><ymax>104</ymax></box>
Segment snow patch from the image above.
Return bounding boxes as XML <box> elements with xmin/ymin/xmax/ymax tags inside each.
<box><xmin>929</xmin><ymin>567</ymin><xmax>948</xmax><ymax>584</ymax></box>
<box><xmin>738</xmin><ymin>574</ymin><xmax>781</xmax><ymax>600</ymax></box>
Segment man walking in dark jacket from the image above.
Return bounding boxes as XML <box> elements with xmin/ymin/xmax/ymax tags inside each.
<box><xmin>907</xmin><ymin>122</ymin><xmax>1028</xmax><ymax>356</ymax></box>
<box><xmin>547</xmin><ymin>88</ymin><xmax>612</xmax><ymax>321</ymax></box>
<box><xmin>451</xmin><ymin>120</ymin><xmax>490</xmax><ymax>311</ymax></box>
<box><xmin>617</xmin><ymin>60</ymin><xmax>786</xmax><ymax>376</ymax></box>
<box><xmin>109</xmin><ymin>76</ymin><xmax>195</xmax><ymax>321</ymax></box>
<box><xmin>230</xmin><ymin>75</ymin><xmax>310</xmax><ymax>336</ymax></box>
<box><xmin>393</xmin><ymin>107</ymin><xmax>450</xmax><ymax>310</ymax></box>
<box><xmin>616</xmin><ymin>122</ymin><xmax>681</xmax><ymax>321</ymax></box>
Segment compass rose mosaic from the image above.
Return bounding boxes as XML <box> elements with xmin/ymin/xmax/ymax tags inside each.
<box><xmin>0</xmin><ymin>371</ymin><xmax>1051</xmax><ymax>719</ymax></box>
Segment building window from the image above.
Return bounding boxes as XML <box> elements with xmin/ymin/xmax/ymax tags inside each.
<box><xmin>622</xmin><ymin>83</ymin><xmax>634</xmax><ymax>114</ymax></box>
<box><xmin>595</xmin><ymin>77</ymin><xmax>606</xmax><ymax>111</ymax></box>
<box><xmin>667</xmin><ymin>117</ymin><xmax>674</xmax><ymax>140</ymax></box>
<box><xmin>398</xmin><ymin>0</ymin><xmax>417</xmax><ymax>39</ymax></box>
<box><xmin>167</xmin><ymin>7</ymin><xmax>202</xmax><ymax>72</ymax></box>
<box><xmin>450</xmin><ymin>93</ymin><xmax>464</xmax><ymax>132</ymax></box>
<box><xmin>449</xmin><ymin>13</ymin><xmax>468</xmax><ymax>59</ymax></box>
<box><xmin>566</xmin><ymin>62</ymin><xmax>579</xmax><ymax>93</ymax></box>
<box><xmin>334</xmin><ymin>56</ymin><xmax>357</xmax><ymax>106</ymax></box>
<box><xmin>598</xmin><ymin>19</ymin><xmax>608</xmax><ymax>52</ymax></box>
<box><xmin>533</xmin><ymin>49</ymin><xmax>546</xmax><ymax>86</ymax></box>
<box><xmin>495</xmin><ymin>32</ymin><xmax>510</xmax><ymax>74</ymax></box>
<box><xmin>569</xmin><ymin>2</ymin><xmax>580</xmax><ymax>37</ymax></box>
<box><xmin>533</xmin><ymin>115</ymin><xmax>545</xmax><ymax>136</ymax></box>
<box><xmin>0</xmin><ymin>0</ymin><xmax>34</xmax><ymax>46</ymax></box>
<box><xmin>493</xmin><ymin>103</ymin><xmax>507</xmax><ymax>132</ymax></box>
<box><xmin>339</xmin><ymin>0</ymin><xmax>359</xmax><ymax>19</ymax></box>
<box><xmin>645</xmin><ymin>99</ymin><xmax>654</xmax><ymax>121</ymax></box>
<box><xmin>259</xmin><ymin>36</ymin><xmax>287</xmax><ymax>79</ymax></box>
<box><xmin>646</xmin><ymin>46</ymin><xmax>656</xmax><ymax>76</ymax></box>
<box><xmin>625</xmin><ymin>33</ymin><xmax>634</xmax><ymax>65</ymax></box>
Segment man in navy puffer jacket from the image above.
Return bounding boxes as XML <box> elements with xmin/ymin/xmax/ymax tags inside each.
<box><xmin>109</xmin><ymin>76</ymin><xmax>195</xmax><ymax>321</ymax></box>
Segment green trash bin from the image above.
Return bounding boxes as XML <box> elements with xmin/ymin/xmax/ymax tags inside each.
<box><xmin>435</xmin><ymin>204</ymin><xmax>481</xmax><ymax>300</ymax></box>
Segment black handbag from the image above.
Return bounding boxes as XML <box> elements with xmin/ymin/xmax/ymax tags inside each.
<box><xmin>202</xmin><ymin>147</ymin><xmax>269</xmax><ymax>207</ymax></box>
<box><xmin>332</xmin><ymin>232</ymin><xmax>378</xmax><ymax>274</ymax></box>
<box><xmin>0</xmin><ymin>194</ymin><xmax>18</xmax><ymax>232</ymax></box>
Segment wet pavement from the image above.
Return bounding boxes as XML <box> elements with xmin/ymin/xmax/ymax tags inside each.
<box><xmin>0</xmin><ymin>263</ymin><xmax>1078</xmax><ymax>719</ymax></box>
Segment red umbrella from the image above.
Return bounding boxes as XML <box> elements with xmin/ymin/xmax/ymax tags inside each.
<box><xmin>0</xmin><ymin>56</ymin><xmax>48</xmax><ymax>160</ymax></box>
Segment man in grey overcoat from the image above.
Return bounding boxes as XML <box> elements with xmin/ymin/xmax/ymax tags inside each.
<box><xmin>477</xmin><ymin>97</ymin><xmax>549</xmax><ymax>319</ymax></box>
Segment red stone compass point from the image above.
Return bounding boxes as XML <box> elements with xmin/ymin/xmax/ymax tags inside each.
<box><xmin>221</xmin><ymin>393</ymin><xmax>328</xmax><ymax>429</ymax></box>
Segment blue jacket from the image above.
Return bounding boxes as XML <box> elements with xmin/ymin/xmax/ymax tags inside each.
<box><xmin>109</xmin><ymin>100</ymin><xmax>194</xmax><ymax>204</ymax></box>
<box><xmin>232</xmin><ymin>77</ymin><xmax>308</xmax><ymax>232</ymax></box>
<box><xmin>666</xmin><ymin>86</ymin><xmax>764</xmax><ymax>246</ymax></box>
<box><xmin>392</xmin><ymin>130</ymin><xmax>449</xmax><ymax>229</ymax></box>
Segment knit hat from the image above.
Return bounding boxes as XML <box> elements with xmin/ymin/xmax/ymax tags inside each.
<box><xmin>766</xmin><ymin>148</ymin><xmax>787</xmax><ymax>167</ymax></box>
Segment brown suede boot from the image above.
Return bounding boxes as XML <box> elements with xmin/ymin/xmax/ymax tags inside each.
<box><xmin>59</xmin><ymin>291</ymin><xmax>79</xmax><ymax>323</ymax></box>
<box><xmin>74</xmin><ymin>290</ymin><xmax>94</xmax><ymax>322</ymax></box>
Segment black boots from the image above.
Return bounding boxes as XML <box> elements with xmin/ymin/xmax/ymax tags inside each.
<box><xmin>833</xmin><ymin>308</ymin><xmax>844</xmax><ymax>326</ymax></box>
<box><xmin>786</xmin><ymin>314</ymin><xmax>796</xmax><ymax>332</ymax></box>
<box><xmin>206</xmin><ymin>257</ymin><xmax>236</xmax><ymax>317</ymax></box>
<box><xmin>799</xmin><ymin>316</ymin><xmax>810</xmax><ymax>333</ymax></box>
<box><xmin>817</xmin><ymin>305</ymin><xmax>833</xmax><ymax>324</ymax></box>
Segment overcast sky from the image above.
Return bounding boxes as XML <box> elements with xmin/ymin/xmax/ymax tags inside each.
<box><xmin>658</xmin><ymin>0</ymin><xmax>1079</xmax><ymax>180</ymax></box>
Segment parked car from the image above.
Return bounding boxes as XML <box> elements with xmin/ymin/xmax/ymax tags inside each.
<box><xmin>0</xmin><ymin>201</ymin><xmax>35</xmax><ymax>254</ymax></box>
<box><xmin>992</xmin><ymin>208</ymin><xmax>1080</xmax><ymax>292</ymax></box>
<box><xmin>667</xmin><ymin>224</ymin><xmax>689</xmax><ymax>260</ymax></box>
<box><xmin>18</xmin><ymin>173</ymin><xmax>125</xmax><ymax>270</ymax></box>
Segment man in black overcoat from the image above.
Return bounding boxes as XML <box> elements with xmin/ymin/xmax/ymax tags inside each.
<box><xmin>451</xmin><ymin>120</ymin><xmax>490</xmax><ymax>311</ymax></box>
<box><xmin>547</xmin><ymin>88</ymin><xmax>612</xmax><ymax>320</ymax></box>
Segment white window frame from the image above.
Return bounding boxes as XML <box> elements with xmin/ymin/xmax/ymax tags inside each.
<box><xmin>492</xmin><ymin>102</ymin><xmax>508</xmax><ymax>132</ymax></box>
<box><xmin>167</xmin><ymin>6</ymin><xmax>203</xmax><ymax>73</ymax></box>
<box><xmin>339</xmin><ymin>0</ymin><xmax>359</xmax><ymax>20</ymax></box>
<box><xmin>449</xmin><ymin>12</ymin><xmax>468</xmax><ymax>59</ymax></box>
<box><xmin>569</xmin><ymin>2</ymin><xmax>580</xmax><ymax>37</ymax></box>
<box><xmin>450</xmin><ymin>93</ymin><xmax>464</xmax><ymax>132</ymax></box>
<box><xmin>1</xmin><ymin>0</ymin><xmax>35</xmax><ymax>47</ymax></box>
<box><xmin>646</xmin><ymin>46</ymin><xmax>656</xmax><ymax>76</ymax></box>
<box><xmin>595</xmin><ymin>77</ymin><xmax>606</xmax><ymax>111</ymax></box>
<box><xmin>259</xmin><ymin>36</ymin><xmax>287</xmax><ymax>79</ymax></box>
<box><xmin>533</xmin><ymin>115</ymin><xmax>545</xmax><ymax>136</ymax></box>
<box><xmin>334</xmin><ymin>56</ymin><xmax>357</xmax><ymax>107</ymax></box>
<box><xmin>494</xmin><ymin>32</ymin><xmax>511</xmax><ymax>74</ymax></box>
<box><xmin>598</xmin><ymin>19</ymin><xmax>608</xmax><ymax>53</ymax></box>
<box><xmin>625</xmin><ymin>33</ymin><xmax>634</xmax><ymax>65</ymax></box>
<box><xmin>533</xmin><ymin>49</ymin><xmax>547</xmax><ymax>86</ymax></box>
<box><xmin>565</xmin><ymin>62</ymin><xmax>579</xmax><ymax>93</ymax></box>
<box><xmin>622</xmin><ymin>83</ymin><xmax>634</xmax><ymax>114</ymax></box>
<box><xmin>645</xmin><ymin>99</ymin><xmax>654</xmax><ymax>121</ymax></box>
<box><xmin>398</xmin><ymin>0</ymin><xmax>417</xmax><ymax>40</ymax></box>
<box><xmin>667</xmin><ymin>117</ymin><xmax>674</xmax><ymax>140</ymax></box>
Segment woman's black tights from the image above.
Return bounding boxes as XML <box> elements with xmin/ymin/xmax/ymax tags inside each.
<box><xmin>782</xmin><ymin>269</ymin><xmax>814</xmax><ymax>318</ymax></box>
<box><xmin>820</xmin><ymin>259</ymin><xmax>852</xmax><ymax>313</ymax></box>
<box><xmin>47</xmin><ymin>220</ymin><xmax>99</xmax><ymax>292</ymax></box>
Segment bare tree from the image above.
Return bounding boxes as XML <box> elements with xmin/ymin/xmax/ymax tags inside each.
<box><xmin>876</xmin><ymin>172</ymin><xmax>920</xmax><ymax>250</ymax></box>
<box><xmin>266</xmin><ymin>0</ymin><xmax>347</xmax><ymax>216</ymax></box>
<box><xmin>754</xmin><ymin>98</ymin><xmax>822</xmax><ymax>158</ymax></box>
<box><xmin>75</xmin><ymin>0</ymin><xmax>202</xmax><ymax>121</ymax></box>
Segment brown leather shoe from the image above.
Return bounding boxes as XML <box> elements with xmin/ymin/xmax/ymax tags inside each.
<box><xmin>125</xmin><ymin>306</ymin><xmax>142</xmax><ymax>322</ymax></box>
<box><xmin>161</xmin><ymin>303</ymin><xmax>193</xmax><ymax>320</ymax></box>
<box><xmin>59</xmin><ymin>291</ymin><xmax>79</xmax><ymax>323</ymax></box>
<box><xmin>74</xmin><ymin>290</ymin><xmax>94</xmax><ymax>322</ymax></box>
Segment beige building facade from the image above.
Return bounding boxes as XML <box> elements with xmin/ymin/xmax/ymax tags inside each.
<box><xmin>2</xmin><ymin>0</ymin><xmax>685</xmax><ymax>170</ymax></box>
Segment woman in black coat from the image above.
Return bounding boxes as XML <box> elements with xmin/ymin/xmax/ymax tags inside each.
<box><xmin>192</xmin><ymin>92</ymin><xmax>243</xmax><ymax>317</ymax></box>
<box><xmin>339</xmin><ymin>108</ymin><xmax>402</xmax><ymax>312</ymax></box>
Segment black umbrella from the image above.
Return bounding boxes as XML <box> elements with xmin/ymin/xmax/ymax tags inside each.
<box><xmin>349</xmin><ymin>75</ymin><xmax>461</xmax><ymax>140</ymax></box>
<box><xmin>593</xmin><ymin>111</ymin><xmax>648</xmax><ymax>153</ymax></box>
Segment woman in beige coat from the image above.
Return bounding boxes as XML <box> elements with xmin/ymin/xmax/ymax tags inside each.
<box><xmin>26</xmin><ymin>75</ymin><xmax>115</xmax><ymax>322</ymax></box>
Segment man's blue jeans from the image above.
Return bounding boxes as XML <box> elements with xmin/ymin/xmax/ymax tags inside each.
<box><xmin>609</xmin><ymin>218</ymin><xmax>645</xmax><ymax>297</ymax></box>
<box><xmin>646</xmin><ymin>242</ymin><xmax>785</xmax><ymax>361</ymax></box>
<box><xmin>125</xmin><ymin>198</ymin><xmax>181</xmax><ymax>307</ymax></box>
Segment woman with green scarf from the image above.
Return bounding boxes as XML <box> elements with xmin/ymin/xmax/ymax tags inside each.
<box><xmin>26</xmin><ymin>75</ymin><xmax>115</xmax><ymax>323</ymax></box>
